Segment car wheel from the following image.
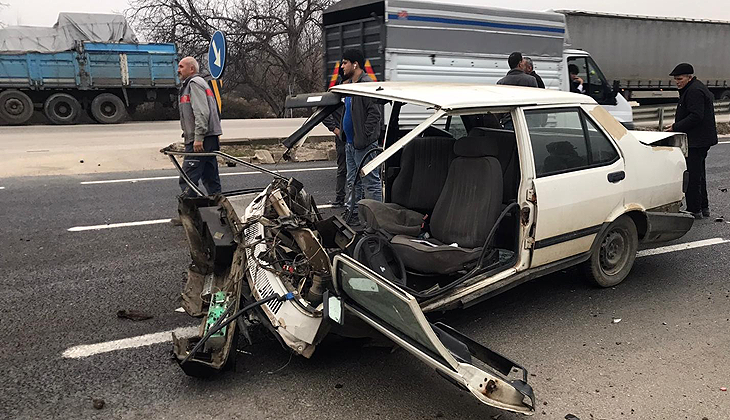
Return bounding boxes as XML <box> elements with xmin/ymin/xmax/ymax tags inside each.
<box><xmin>0</xmin><ymin>89</ymin><xmax>34</xmax><ymax>125</ymax></box>
<box><xmin>43</xmin><ymin>93</ymin><xmax>81</xmax><ymax>125</ymax></box>
<box><xmin>90</xmin><ymin>93</ymin><xmax>127</xmax><ymax>124</ymax></box>
<box><xmin>582</xmin><ymin>215</ymin><xmax>638</xmax><ymax>287</ymax></box>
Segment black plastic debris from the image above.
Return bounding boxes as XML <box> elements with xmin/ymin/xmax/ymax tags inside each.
<box><xmin>565</xmin><ymin>415</ymin><xmax>580</xmax><ymax>420</ymax></box>
<box><xmin>92</xmin><ymin>398</ymin><xmax>105</xmax><ymax>409</ymax></box>
<box><xmin>116</xmin><ymin>309</ymin><xmax>153</xmax><ymax>321</ymax></box>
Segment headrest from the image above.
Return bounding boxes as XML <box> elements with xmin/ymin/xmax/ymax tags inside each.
<box><xmin>454</xmin><ymin>137</ymin><xmax>499</xmax><ymax>158</ymax></box>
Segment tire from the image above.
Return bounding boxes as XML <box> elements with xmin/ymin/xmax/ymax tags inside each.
<box><xmin>582</xmin><ymin>215</ymin><xmax>638</xmax><ymax>288</ymax></box>
<box><xmin>0</xmin><ymin>89</ymin><xmax>34</xmax><ymax>125</ymax></box>
<box><xmin>720</xmin><ymin>90</ymin><xmax>730</xmax><ymax>101</ymax></box>
<box><xmin>43</xmin><ymin>93</ymin><xmax>81</xmax><ymax>125</ymax></box>
<box><xmin>90</xmin><ymin>93</ymin><xmax>127</xmax><ymax>124</ymax></box>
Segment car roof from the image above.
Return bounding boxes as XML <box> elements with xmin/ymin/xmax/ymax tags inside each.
<box><xmin>329</xmin><ymin>82</ymin><xmax>597</xmax><ymax>109</ymax></box>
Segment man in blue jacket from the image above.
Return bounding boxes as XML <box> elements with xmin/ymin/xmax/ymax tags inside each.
<box><xmin>665</xmin><ymin>63</ymin><xmax>718</xmax><ymax>219</ymax></box>
<box><xmin>338</xmin><ymin>49</ymin><xmax>383</xmax><ymax>225</ymax></box>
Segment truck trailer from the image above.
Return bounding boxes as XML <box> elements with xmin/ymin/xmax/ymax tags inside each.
<box><xmin>0</xmin><ymin>13</ymin><xmax>179</xmax><ymax>125</ymax></box>
<box><xmin>560</xmin><ymin>10</ymin><xmax>730</xmax><ymax>103</ymax></box>
<box><xmin>322</xmin><ymin>0</ymin><xmax>634</xmax><ymax>127</ymax></box>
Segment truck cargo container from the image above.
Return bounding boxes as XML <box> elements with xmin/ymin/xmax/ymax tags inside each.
<box><xmin>0</xmin><ymin>13</ymin><xmax>178</xmax><ymax>125</ymax></box>
<box><xmin>323</xmin><ymin>0</ymin><xmax>634</xmax><ymax>127</ymax></box>
<box><xmin>560</xmin><ymin>10</ymin><xmax>730</xmax><ymax>103</ymax></box>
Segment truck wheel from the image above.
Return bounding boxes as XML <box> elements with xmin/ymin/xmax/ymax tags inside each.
<box><xmin>44</xmin><ymin>93</ymin><xmax>81</xmax><ymax>125</ymax></box>
<box><xmin>90</xmin><ymin>93</ymin><xmax>127</xmax><ymax>124</ymax></box>
<box><xmin>582</xmin><ymin>215</ymin><xmax>638</xmax><ymax>288</ymax></box>
<box><xmin>0</xmin><ymin>90</ymin><xmax>34</xmax><ymax>125</ymax></box>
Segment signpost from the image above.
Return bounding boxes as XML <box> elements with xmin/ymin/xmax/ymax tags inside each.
<box><xmin>208</xmin><ymin>30</ymin><xmax>226</xmax><ymax>79</ymax></box>
<box><xmin>207</xmin><ymin>30</ymin><xmax>226</xmax><ymax>113</ymax></box>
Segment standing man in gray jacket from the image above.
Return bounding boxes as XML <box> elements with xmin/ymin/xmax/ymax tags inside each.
<box><xmin>177</xmin><ymin>56</ymin><xmax>223</xmax><ymax>198</ymax></box>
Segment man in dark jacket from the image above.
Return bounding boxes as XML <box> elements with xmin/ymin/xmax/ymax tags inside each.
<box><xmin>523</xmin><ymin>57</ymin><xmax>545</xmax><ymax>88</ymax></box>
<box><xmin>497</xmin><ymin>52</ymin><xmax>538</xmax><ymax>87</ymax></box>
<box><xmin>339</xmin><ymin>49</ymin><xmax>383</xmax><ymax>224</ymax></box>
<box><xmin>665</xmin><ymin>63</ymin><xmax>718</xmax><ymax>219</ymax></box>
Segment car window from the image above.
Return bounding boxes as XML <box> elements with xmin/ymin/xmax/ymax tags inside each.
<box><xmin>446</xmin><ymin>115</ymin><xmax>468</xmax><ymax>138</ymax></box>
<box><xmin>584</xmin><ymin>116</ymin><xmax>619</xmax><ymax>164</ymax></box>
<box><xmin>337</xmin><ymin>262</ymin><xmax>445</xmax><ymax>362</ymax></box>
<box><xmin>525</xmin><ymin>109</ymin><xmax>589</xmax><ymax>176</ymax></box>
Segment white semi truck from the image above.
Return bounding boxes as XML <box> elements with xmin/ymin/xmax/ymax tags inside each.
<box><xmin>560</xmin><ymin>10</ymin><xmax>730</xmax><ymax>104</ymax></box>
<box><xmin>323</xmin><ymin>0</ymin><xmax>635</xmax><ymax>127</ymax></box>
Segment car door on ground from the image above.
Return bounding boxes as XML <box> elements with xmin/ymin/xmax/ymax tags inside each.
<box><xmin>524</xmin><ymin>107</ymin><xmax>625</xmax><ymax>267</ymax></box>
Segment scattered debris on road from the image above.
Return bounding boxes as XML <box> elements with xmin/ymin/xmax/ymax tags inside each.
<box><xmin>92</xmin><ymin>398</ymin><xmax>105</xmax><ymax>409</ymax></box>
<box><xmin>612</xmin><ymin>318</ymin><xmax>622</xmax><ymax>324</ymax></box>
<box><xmin>116</xmin><ymin>309</ymin><xmax>153</xmax><ymax>321</ymax></box>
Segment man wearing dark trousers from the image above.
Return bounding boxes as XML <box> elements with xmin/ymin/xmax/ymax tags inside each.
<box><xmin>171</xmin><ymin>57</ymin><xmax>223</xmax><ymax>225</ymax></box>
<box><xmin>177</xmin><ymin>56</ymin><xmax>223</xmax><ymax>198</ymax></box>
<box><xmin>665</xmin><ymin>63</ymin><xmax>718</xmax><ymax>219</ymax></box>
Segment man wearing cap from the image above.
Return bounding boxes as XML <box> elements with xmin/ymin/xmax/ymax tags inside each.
<box><xmin>338</xmin><ymin>49</ymin><xmax>383</xmax><ymax>225</ymax></box>
<box><xmin>497</xmin><ymin>52</ymin><xmax>539</xmax><ymax>87</ymax></box>
<box><xmin>665</xmin><ymin>63</ymin><xmax>718</xmax><ymax>219</ymax></box>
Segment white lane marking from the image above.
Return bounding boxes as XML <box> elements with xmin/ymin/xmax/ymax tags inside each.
<box><xmin>0</xmin><ymin>187</ymin><xmax>5</xmax><ymax>190</ymax></box>
<box><xmin>69</xmin><ymin>205</ymin><xmax>338</xmax><ymax>232</ymax></box>
<box><xmin>68</xmin><ymin>218</ymin><xmax>171</xmax><ymax>232</ymax></box>
<box><xmin>80</xmin><ymin>166</ymin><xmax>337</xmax><ymax>185</ymax></box>
<box><xmin>62</xmin><ymin>326</ymin><xmax>198</xmax><ymax>359</ymax></box>
<box><xmin>637</xmin><ymin>237</ymin><xmax>729</xmax><ymax>258</ymax></box>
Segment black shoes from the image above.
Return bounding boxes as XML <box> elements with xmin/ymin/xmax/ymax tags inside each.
<box><xmin>689</xmin><ymin>208</ymin><xmax>710</xmax><ymax>219</ymax></box>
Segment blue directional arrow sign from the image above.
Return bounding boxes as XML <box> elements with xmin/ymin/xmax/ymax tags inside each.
<box><xmin>208</xmin><ymin>30</ymin><xmax>226</xmax><ymax>79</ymax></box>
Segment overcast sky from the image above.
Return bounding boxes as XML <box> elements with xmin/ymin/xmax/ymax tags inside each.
<box><xmin>1</xmin><ymin>0</ymin><xmax>729</xmax><ymax>27</ymax></box>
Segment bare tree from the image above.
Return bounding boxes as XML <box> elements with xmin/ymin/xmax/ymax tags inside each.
<box><xmin>0</xmin><ymin>2</ymin><xmax>9</xmax><ymax>28</ymax></box>
<box><xmin>126</xmin><ymin>0</ymin><xmax>333</xmax><ymax>116</ymax></box>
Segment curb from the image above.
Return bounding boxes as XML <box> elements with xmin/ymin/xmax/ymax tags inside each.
<box><xmin>220</xmin><ymin>134</ymin><xmax>334</xmax><ymax>146</ymax></box>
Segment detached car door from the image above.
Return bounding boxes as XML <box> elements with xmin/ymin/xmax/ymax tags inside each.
<box><xmin>523</xmin><ymin>106</ymin><xmax>625</xmax><ymax>267</ymax></box>
<box><xmin>328</xmin><ymin>255</ymin><xmax>535</xmax><ymax>415</ymax></box>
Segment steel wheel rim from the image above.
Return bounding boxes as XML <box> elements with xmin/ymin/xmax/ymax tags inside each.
<box><xmin>599</xmin><ymin>228</ymin><xmax>629</xmax><ymax>276</ymax></box>
<box><xmin>100</xmin><ymin>101</ymin><xmax>117</xmax><ymax>118</ymax></box>
<box><xmin>5</xmin><ymin>98</ymin><xmax>25</xmax><ymax>116</ymax></box>
<box><xmin>54</xmin><ymin>101</ymin><xmax>72</xmax><ymax>118</ymax></box>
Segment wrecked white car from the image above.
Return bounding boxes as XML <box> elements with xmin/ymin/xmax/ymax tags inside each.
<box><xmin>162</xmin><ymin>83</ymin><xmax>693</xmax><ymax>416</ymax></box>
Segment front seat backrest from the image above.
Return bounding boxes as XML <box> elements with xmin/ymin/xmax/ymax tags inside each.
<box><xmin>391</xmin><ymin>136</ymin><xmax>456</xmax><ymax>214</ymax></box>
<box><xmin>468</xmin><ymin>127</ymin><xmax>519</xmax><ymax>202</ymax></box>
<box><xmin>429</xmin><ymin>137</ymin><xmax>503</xmax><ymax>249</ymax></box>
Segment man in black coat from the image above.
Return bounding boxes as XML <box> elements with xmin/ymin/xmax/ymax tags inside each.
<box><xmin>665</xmin><ymin>63</ymin><xmax>718</xmax><ymax>219</ymax></box>
<box><xmin>523</xmin><ymin>57</ymin><xmax>545</xmax><ymax>89</ymax></box>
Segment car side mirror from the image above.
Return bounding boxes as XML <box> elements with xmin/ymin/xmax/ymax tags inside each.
<box><xmin>323</xmin><ymin>290</ymin><xmax>344</xmax><ymax>325</ymax></box>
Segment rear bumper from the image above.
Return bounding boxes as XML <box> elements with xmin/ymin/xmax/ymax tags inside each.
<box><xmin>641</xmin><ymin>211</ymin><xmax>694</xmax><ymax>244</ymax></box>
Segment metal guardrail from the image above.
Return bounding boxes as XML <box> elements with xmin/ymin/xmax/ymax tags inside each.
<box><xmin>633</xmin><ymin>101</ymin><xmax>730</xmax><ymax>129</ymax></box>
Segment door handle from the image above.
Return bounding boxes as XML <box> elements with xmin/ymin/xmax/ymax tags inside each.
<box><xmin>607</xmin><ymin>171</ymin><xmax>625</xmax><ymax>183</ymax></box>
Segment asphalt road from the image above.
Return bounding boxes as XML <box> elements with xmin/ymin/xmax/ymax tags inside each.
<box><xmin>1</xmin><ymin>146</ymin><xmax>729</xmax><ymax>420</ymax></box>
